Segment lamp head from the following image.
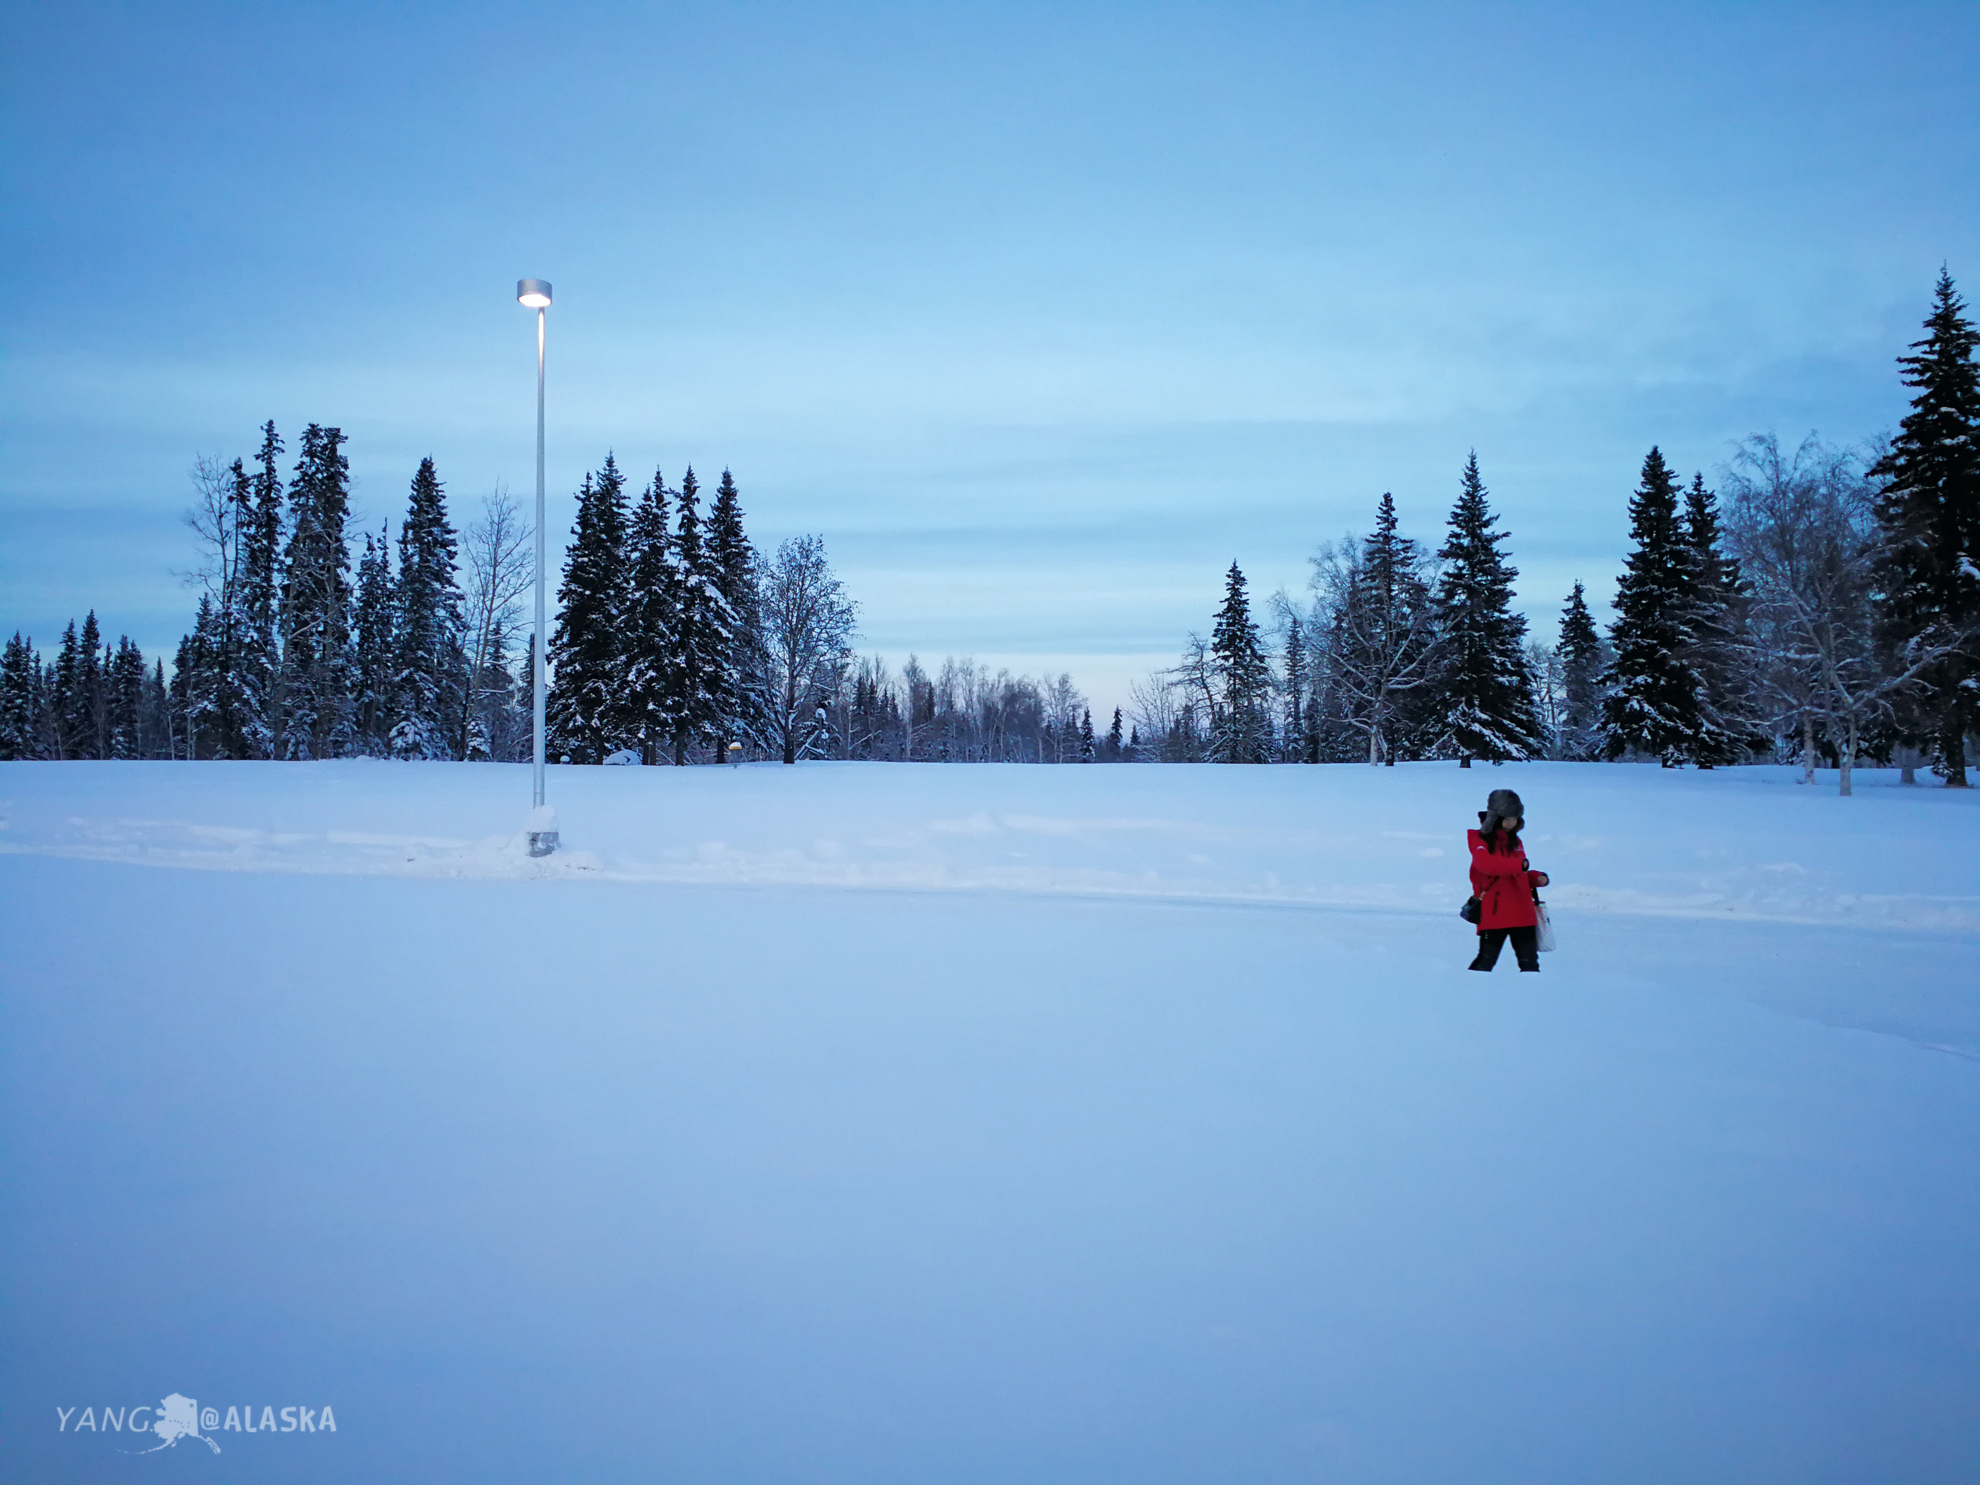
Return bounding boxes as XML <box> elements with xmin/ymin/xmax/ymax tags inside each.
<box><xmin>517</xmin><ymin>278</ymin><xmax>552</xmax><ymax>309</ymax></box>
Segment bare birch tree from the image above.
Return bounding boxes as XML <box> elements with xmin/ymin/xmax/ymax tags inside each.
<box><xmin>459</xmin><ymin>487</ymin><xmax>534</xmax><ymax>759</ymax></box>
<box><xmin>181</xmin><ymin>454</ymin><xmax>249</xmax><ymax>756</ymax></box>
<box><xmin>1724</xmin><ymin>433</ymin><xmax>1966</xmax><ymax>795</ymax></box>
<box><xmin>1310</xmin><ymin>520</ymin><xmax>1438</xmax><ymax>766</ymax></box>
<box><xmin>759</xmin><ymin>535</ymin><xmax>858</xmax><ymax>764</ymax></box>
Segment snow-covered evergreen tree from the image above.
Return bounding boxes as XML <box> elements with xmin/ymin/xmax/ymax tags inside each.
<box><xmin>705</xmin><ymin>467</ymin><xmax>764</xmax><ymax>747</ymax></box>
<box><xmin>237</xmin><ymin>421</ymin><xmax>285</xmax><ymax>758</ymax></box>
<box><xmin>351</xmin><ymin>526</ymin><xmax>396</xmax><ymax>754</ymax></box>
<box><xmin>1279</xmin><ymin>612</ymin><xmax>1307</xmax><ymax>762</ymax></box>
<box><xmin>1682</xmin><ymin>472</ymin><xmax>1759</xmax><ymax>765</ymax></box>
<box><xmin>1555</xmin><ymin>581</ymin><xmax>1609</xmax><ymax>760</ymax></box>
<box><xmin>666</xmin><ymin>468</ymin><xmax>731</xmax><ymax>763</ymax></box>
<box><xmin>277</xmin><ymin>424</ymin><xmax>355</xmax><ymax>758</ymax></box>
<box><xmin>515</xmin><ymin>630</ymin><xmax>542</xmax><ymax>762</ymax></box>
<box><xmin>1601</xmin><ymin>447</ymin><xmax>1701</xmax><ymax>763</ymax></box>
<box><xmin>50</xmin><ymin>622</ymin><xmax>82</xmax><ymax>759</ymax></box>
<box><xmin>1210</xmin><ymin>563</ymin><xmax>1273</xmax><ymax>762</ymax></box>
<box><xmin>0</xmin><ymin>632</ymin><xmax>43</xmax><ymax>760</ymax></box>
<box><xmin>141</xmin><ymin>659</ymin><xmax>171</xmax><ymax>760</ymax></box>
<box><xmin>173</xmin><ymin>599</ymin><xmax>222</xmax><ymax>759</ymax></box>
<box><xmin>1431</xmin><ymin>455</ymin><xmax>1542</xmax><ymax>765</ymax></box>
<box><xmin>214</xmin><ymin>458</ymin><xmax>254</xmax><ymax>758</ymax></box>
<box><xmin>66</xmin><ymin>612</ymin><xmax>109</xmax><ymax>759</ymax></box>
<box><xmin>548</xmin><ymin>455</ymin><xmax>631</xmax><ymax>763</ymax></box>
<box><xmin>621</xmin><ymin>469</ymin><xmax>678</xmax><ymax>763</ymax></box>
<box><xmin>108</xmin><ymin>636</ymin><xmax>145</xmax><ymax>760</ymax></box>
<box><xmin>1867</xmin><ymin>268</ymin><xmax>1980</xmax><ymax>784</ymax></box>
<box><xmin>390</xmin><ymin>457</ymin><xmax>468</xmax><ymax>760</ymax></box>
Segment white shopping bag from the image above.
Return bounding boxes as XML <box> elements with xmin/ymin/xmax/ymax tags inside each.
<box><xmin>1533</xmin><ymin>900</ymin><xmax>1556</xmax><ymax>953</ymax></box>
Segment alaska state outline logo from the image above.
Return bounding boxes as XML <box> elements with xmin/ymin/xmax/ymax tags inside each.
<box><xmin>54</xmin><ymin>1392</ymin><xmax>338</xmax><ymax>1452</ymax></box>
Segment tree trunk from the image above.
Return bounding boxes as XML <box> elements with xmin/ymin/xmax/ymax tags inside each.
<box><xmin>1838</xmin><ymin>713</ymin><xmax>1855</xmax><ymax>797</ymax></box>
<box><xmin>1944</xmin><ymin>697</ymin><xmax>1970</xmax><ymax>787</ymax></box>
<box><xmin>1801</xmin><ymin>712</ymin><xmax>1816</xmax><ymax>784</ymax></box>
<box><xmin>1898</xmin><ymin>745</ymin><xmax>1917</xmax><ymax>785</ymax></box>
<box><xmin>1458</xmin><ymin>754</ymin><xmax>1470</xmax><ymax>769</ymax></box>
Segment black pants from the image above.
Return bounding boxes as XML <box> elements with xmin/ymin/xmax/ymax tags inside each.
<box><xmin>1470</xmin><ymin>925</ymin><xmax>1539</xmax><ymax>972</ymax></box>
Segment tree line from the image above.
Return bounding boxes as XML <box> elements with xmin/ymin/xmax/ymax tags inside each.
<box><xmin>1127</xmin><ymin>271</ymin><xmax>1979</xmax><ymax>794</ymax></box>
<box><xmin>4</xmin><ymin>422</ymin><xmax>544</xmax><ymax>765</ymax></box>
<box><xmin>0</xmin><ymin>424</ymin><xmax>1092</xmax><ymax>767</ymax></box>
<box><xmin>5</xmin><ymin>273</ymin><xmax>1972</xmax><ymax>784</ymax></box>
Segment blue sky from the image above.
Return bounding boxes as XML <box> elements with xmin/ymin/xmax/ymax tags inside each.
<box><xmin>3</xmin><ymin>0</ymin><xmax>1974</xmax><ymax>713</ymax></box>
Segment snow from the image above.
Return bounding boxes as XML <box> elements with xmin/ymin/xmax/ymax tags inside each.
<box><xmin>5</xmin><ymin>760</ymin><xmax>1979</xmax><ymax>933</ymax></box>
<box><xmin>3</xmin><ymin>760</ymin><xmax>1977</xmax><ymax>1482</ymax></box>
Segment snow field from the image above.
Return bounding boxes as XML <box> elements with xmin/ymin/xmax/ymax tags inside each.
<box><xmin>4</xmin><ymin>758</ymin><xmax>1978</xmax><ymax>931</ymax></box>
<box><xmin>1</xmin><ymin>759</ymin><xmax>1977</xmax><ymax>1482</ymax></box>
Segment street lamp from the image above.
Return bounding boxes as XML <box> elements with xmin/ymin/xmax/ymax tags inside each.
<box><xmin>518</xmin><ymin>278</ymin><xmax>558</xmax><ymax>857</ymax></box>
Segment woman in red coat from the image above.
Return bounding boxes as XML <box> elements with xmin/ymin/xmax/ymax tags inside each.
<box><xmin>1467</xmin><ymin>788</ymin><xmax>1549</xmax><ymax>972</ymax></box>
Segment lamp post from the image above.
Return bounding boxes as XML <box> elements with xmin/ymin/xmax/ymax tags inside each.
<box><xmin>518</xmin><ymin>278</ymin><xmax>558</xmax><ymax>857</ymax></box>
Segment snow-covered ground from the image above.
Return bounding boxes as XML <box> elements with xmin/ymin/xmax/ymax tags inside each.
<box><xmin>3</xmin><ymin>760</ymin><xmax>1977</xmax><ymax>1482</ymax></box>
<box><xmin>7</xmin><ymin>757</ymin><xmax>1979</xmax><ymax>931</ymax></box>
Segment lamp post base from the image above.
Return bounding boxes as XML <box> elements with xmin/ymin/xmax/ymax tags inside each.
<box><xmin>528</xmin><ymin>830</ymin><xmax>560</xmax><ymax>858</ymax></box>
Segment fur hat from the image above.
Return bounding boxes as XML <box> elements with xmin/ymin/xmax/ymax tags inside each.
<box><xmin>1478</xmin><ymin>788</ymin><xmax>1525</xmax><ymax>834</ymax></box>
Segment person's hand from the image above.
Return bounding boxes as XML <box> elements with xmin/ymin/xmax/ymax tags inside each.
<box><xmin>1533</xmin><ymin>871</ymin><xmax>1550</xmax><ymax>887</ymax></box>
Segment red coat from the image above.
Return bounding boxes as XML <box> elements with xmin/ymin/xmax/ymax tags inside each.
<box><xmin>1468</xmin><ymin>828</ymin><xmax>1542</xmax><ymax>931</ymax></box>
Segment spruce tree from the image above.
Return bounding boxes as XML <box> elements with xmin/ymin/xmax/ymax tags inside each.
<box><xmin>278</xmin><ymin>424</ymin><xmax>355</xmax><ymax>758</ymax></box>
<box><xmin>68</xmin><ymin>612</ymin><xmax>108</xmax><ymax>759</ymax></box>
<box><xmin>705</xmin><ymin>467</ymin><xmax>762</xmax><ymax>745</ymax></box>
<box><xmin>621</xmin><ymin>469</ymin><xmax>678</xmax><ymax>763</ymax></box>
<box><xmin>34</xmin><ymin>652</ymin><xmax>57</xmax><ymax>758</ymax></box>
<box><xmin>237</xmin><ymin>420</ymin><xmax>286</xmax><ymax>757</ymax></box>
<box><xmin>667</xmin><ymin>467</ymin><xmax>729</xmax><ymax>764</ymax></box>
<box><xmin>51</xmin><ymin>621</ymin><xmax>82</xmax><ymax>759</ymax></box>
<box><xmin>1868</xmin><ymin>269</ymin><xmax>1980</xmax><ymax>784</ymax></box>
<box><xmin>389</xmin><ymin>457</ymin><xmax>468</xmax><ymax>760</ymax></box>
<box><xmin>141</xmin><ymin>659</ymin><xmax>171</xmax><ymax>760</ymax></box>
<box><xmin>1431</xmin><ymin>455</ymin><xmax>1542</xmax><ymax>764</ymax></box>
<box><xmin>108</xmin><ymin>637</ymin><xmax>146</xmax><ymax>760</ymax></box>
<box><xmin>1555</xmin><ymin>582</ymin><xmax>1608</xmax><ymax>760</ymax></box>
<box><xmin>1</xmin><ymin>633</ymin><xmax>42</xmax><ymax>759</ymax></box>
<box><xmin>1106</xmin><ymin>706</ymin><xmax>1123</xmax><ymax>761</ymax></box>
<box><xmin>548</xmin><ymin>455</ymin><xmax>631</xmax><ymax>762</ymax></box>
<box><xmin>516</xmin><ymin>630</ymin><xmax>541</xmax><ymax>762</ymax></box>
<box><xmin>175</xmin><ymin>598</ymin><xmax>222</xmax><ymax>759</ymax></box>
<box><xmin>1601</xmin><ymin>447</ymin><xmax>1702</xmax><ymax>762</ymax></box>
<box><xmin>206</xmin><ymin>458</ymin><xmax>253</xmax><ymax>760</ymax></box>
<box><xmin>1280</xmin><ymin>612</ymin><xmax>1307</xmax><ymax>762</ymax></box>
<box><xmin>1681</xmin><ymin>472</ymin><xmax>1758</xmax><ymax>765</ymax></box>
<box><xmin>1079</xmin><ymin>705</ymin><xmax>1095</xmax><ymax>761</ymax></box>
<box><xmin>1210</xmin><ymin>562</ymin><xmax>1272</xmax><ymax>762</ymax></box>
<box><xmin>351</xmin><ymin>526</ymin><xmax>397</xmax><ymax>753</ymax></box>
